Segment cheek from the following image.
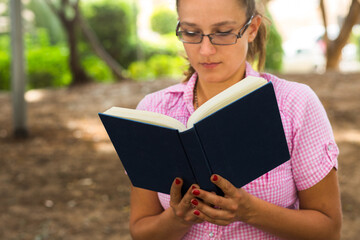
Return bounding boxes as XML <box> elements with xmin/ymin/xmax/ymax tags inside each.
<box><xmin>183</xmin><ymin>45</ymin><xmax>198</xmax><ymax>63</ymax></box>
<box><xmin>223</xmin><ymin>44</ymin><xmax>248</xmax><ymax>67</ymax></box>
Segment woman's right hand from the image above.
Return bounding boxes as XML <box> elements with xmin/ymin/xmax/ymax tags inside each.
<box><xmin>169</xmin><ymin>178</ymin><xmax>204</xmax><ymax>226</ymax></box>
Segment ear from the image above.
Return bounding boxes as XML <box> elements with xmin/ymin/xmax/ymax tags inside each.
<box><xmin>247</xmin><ymin>15</ymin><xmax>262</xmax><ymax>43</ymax></box>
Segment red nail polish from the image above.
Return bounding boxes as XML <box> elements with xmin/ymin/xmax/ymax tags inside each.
<box><xmin>175</xmin><ymin>178</ymin><xmax>181</xmax><ymax>185</ymax></box>
<box><xmin>212</xmin><ymin>175</ymin><xmax>218</xmax><ymax>181</ymax></box>
<box><xmin>192</xmin><ymin>185</ymin><xmax>197</xmax><ymax>189</ymax></box>
<box><xmin>192</xmin><ymin>189</ymin><xmax>200</xmax><ymax>196</ymax></box>
<box><xmin>194</xmin><ymin>210</ymin><xmax>200</xmax><ymax>216</ymax></box>
<box><xmin>191</xmin><ymin>199</ymin><xmax>198</xmax><ymax>206</ymax></box>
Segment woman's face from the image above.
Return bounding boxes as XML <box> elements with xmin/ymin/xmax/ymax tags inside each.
<box><xmin>177</xmin><ymin>0</ymin><xmax>260</xmax><ymax>85</ymax></box>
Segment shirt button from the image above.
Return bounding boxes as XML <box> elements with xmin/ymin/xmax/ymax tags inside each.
<box><xmin>209</xmin><ymin>232</ymin><xmax>214</xmax><ymax>238</ymax></box>
<box><xmin>328</xmin><ymin>144</ymin><xmax>333</xmax><ymax>151</ymax></box>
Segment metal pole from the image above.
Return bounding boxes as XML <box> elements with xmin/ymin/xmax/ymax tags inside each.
<box><xmin>10</xmin><ymin>0</ymin><xmax>28</xmax><ymax>137</ymax></box>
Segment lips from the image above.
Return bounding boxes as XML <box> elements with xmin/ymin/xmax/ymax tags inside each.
<box><xmin>200</xmin><ymin>62</ymin><xmax>221</xmax><ymax>69</ymax></box>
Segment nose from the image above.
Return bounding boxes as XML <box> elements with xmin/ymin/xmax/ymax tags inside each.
<box><xmin>199</xmin><ymin>35</ymin><xmax>216</xmax><ymax>57</ymax></box>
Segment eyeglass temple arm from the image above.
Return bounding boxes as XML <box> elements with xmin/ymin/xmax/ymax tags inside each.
<box><xmin>175</xmin><ymin>21</ymin><xmax>180</xmax><ymax>36</ymax></box>
<box><xmin>237</xmin><ymin>15</ymin><xmax>254</xmax><ymax>38</ymax></box>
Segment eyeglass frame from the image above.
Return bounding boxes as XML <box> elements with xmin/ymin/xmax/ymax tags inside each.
<box><xmin>175</xmin><ymin>15</ymin><xmax>255</xmax><ymax>45</ymax></box>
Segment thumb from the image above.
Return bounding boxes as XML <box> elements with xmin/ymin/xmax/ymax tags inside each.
<box><xmin>170</xmin><ymin>178</ymin><xmax>183</xmax><ymax>205</ymax></box>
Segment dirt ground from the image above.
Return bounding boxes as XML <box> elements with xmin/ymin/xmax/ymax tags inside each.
<box><xmin>0</xmin><ymin>72</ymin><xmax>359</xmax><ymax>240</ymax></box>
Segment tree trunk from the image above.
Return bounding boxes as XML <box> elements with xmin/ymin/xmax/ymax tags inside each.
<box><xmin>319</xmin><ymin>0</ymin><xmax>329</xmax><ymax>43</ymax></box>
<box><xmin>45</xmin><ymin>0</ymin><xmax>91</xmax><ymax>85</ymax></box>
<box><xmin>78</xmin><ymin>13</ymin><xmax>126</xmax><ymax>81</ymax></box>
<box><xmin>66</xmin><ymin>20</ymin><xmax>90</xmax><ymax>85</ymax></box>
<box><xmin>322</xmin><ymin>0</ymin><xmax>360</xmax><ymax>70</ymax></box>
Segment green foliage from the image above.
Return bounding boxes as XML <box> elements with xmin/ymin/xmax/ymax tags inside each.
<box><xmin>27</xmin><ymin>45</ymin><xmax>71</xmax><ymax>88</ymax></box>
<box><xmin>83</xmin><ymin>0</ymin><xmax>138</xmax><ymax>69</ymax></box>
<box><xmin>82</xmin><ymin>55</ymin><xmax>113</xmax><ymax>82</ymax></box>
<box><xmin>0</xmin><ymin>1</ymin><xmax>8</xmax><ymax>16</ymax></box>
<box><xmin>150</xmin><ymin>8</ymin><xmax>177</xmax><ymax>35</ymax></box>
<box><xmin>0</xmin><ymin>29</ymin><xmax>72</xmax><ymax>90</ymax></box>
<box><xmin>140</xmin><ymin>34</ymin><xmax>185</xmax><ymax>60</ymax></box>
<box><xmin>351</xmin><ymin>25</ymin><xmax>360</xmax><ymax>61</ymax></box>
<box><xmin>265</xmin><ymin>10</ymin><xmax>283</xmax><ymax>72</ymax></box>
<box><xmin>128</xmin><ymin>54</ymin><xmax>187</xmax><ymax>81</ymax></box>
<box><xmin>0</xmin><ymin>34</ymin><xmax>10</xmax><ymax>90</ymax></box>
<box><xmin>27</xmin><ymin>0</ymin><xmax>65</xmax><ymax>44</ymax></box>
<box><xmin>26</xmin><ymin>29</ymin><xmax>71</xmax><ymax>89</ymax></box>
<box><xmin>0</xmin><ymin>49</ymin><xmax>10</xmax><ymax>90</ymax></box>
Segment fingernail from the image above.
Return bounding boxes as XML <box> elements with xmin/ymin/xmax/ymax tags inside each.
<box><xmin>194</xmin><ymin>210</ymin><xmax>200</xmax><ymax>216</ymax></box>
<box><xmin>192</xmin><ymin>189</ymin><xmax>200</xmax><ymax>196</ymax></box>
<box><xmin>175</xmin><ymin>178</ymin><xmax>181</xmax><ymax>185</ymax></box>
<box><xmin>212</xmin><ymin>175</ymin><xmax>218</xmax><ymax>181</ymax></box>
<box><xmin>191</xmin><ymin>199</ymin><xmax>198</xmax><ymax>206</ymax></box>
<box><xmin>192</xmin><ymin>185</ymin><xmax>197</xmax><ymax>189</ymax></box>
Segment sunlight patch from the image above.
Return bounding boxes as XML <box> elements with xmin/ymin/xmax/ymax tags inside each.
<box><xmin>25</xmin><ymin>90</ymin><xmax>45</xmax><ymax>102</ymax></box>
<box><xmin>334</xmin><ymin>129</ymin><xmax>360</xmax><ymax>144</ymax></box>
<box><xmin>94</xmin><ymin>142</ymin><xmax>114</xmax><ymax>153</ymax></box>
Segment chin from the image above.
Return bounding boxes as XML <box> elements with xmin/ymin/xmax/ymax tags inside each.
<box><xmin>197</xmin><ymin>70</ymin><xmax>227</xmax><ymax>83</ymax></box>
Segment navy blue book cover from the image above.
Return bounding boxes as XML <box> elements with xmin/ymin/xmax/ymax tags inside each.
<box><xmin>99</xmin><ymin>82</ymin><xmax>290</xmax><ymax>195</ymax></box>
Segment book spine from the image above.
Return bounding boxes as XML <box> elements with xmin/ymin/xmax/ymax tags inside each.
<box><xmin>179</xmin><ymin>128</ymin><xmax>219</xmax><ymax>193</ymax></box>
<box><xmin>176</xmin><ymin>131</ymin><xmax>197</xmax><ymax>196</ymax></box>
<box><xmin>193</xmin><ymin>126</ymin><xmax>224</xmax><ymax>196</ymax></box>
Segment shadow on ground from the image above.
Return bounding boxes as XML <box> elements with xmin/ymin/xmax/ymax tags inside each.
<box><xmin>1</xmin><ymin>73</ymin><xmax>359</xmax><ymax>239</ymax></box>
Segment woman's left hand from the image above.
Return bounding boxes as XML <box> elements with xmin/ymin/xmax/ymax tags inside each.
<box><xmin>190</xmin><ymin>174</ymin><xmax>255</xmax><ymax>226</ymax></box>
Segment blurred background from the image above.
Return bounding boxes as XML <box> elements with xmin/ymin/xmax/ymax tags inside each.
<box><xmin>0</xmin><ymin>0</ymin><xmax>359</xmax><ymax>239</ymax></box>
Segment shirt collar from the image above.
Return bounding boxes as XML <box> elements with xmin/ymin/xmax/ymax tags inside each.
<box><xmin>183</xmin><ymin>72</ymin><xmax>198</xmax><ymax>114</ymax></box>
<box><xmin>245</xmin><ymin>61</ymin><xmax>261</xmax><ymax>78</ymax></box>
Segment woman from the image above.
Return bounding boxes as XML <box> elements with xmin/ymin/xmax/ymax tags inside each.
<box><xmin>129</xmin><ymin>0</ymin><xmax>342</xmax><ymax>239</ymax></box>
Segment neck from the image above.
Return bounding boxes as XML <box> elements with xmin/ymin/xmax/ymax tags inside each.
<box><xmin>195</xmin><ymin>70</ymin><xmax>246</xmax><ymax>108</ymax></box>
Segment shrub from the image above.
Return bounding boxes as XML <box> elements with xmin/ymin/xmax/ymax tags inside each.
<box><xmin>83</xmin><ymin>0</ymin><xmax>139</xmax><ymax>69</ymax></box>
<box><xmin>0</xmin><ymin>27</ymin><xmax>115</xmax><ymax>90</ymax></box>
<box><xmin>27</xmin><ymin>45</ymin><xmax>71</xmax><ymax>89</ymax></box>
<box><xmin>82</xmin><ymin>55</ymin><xmax>113</xmax><ymax>82</ymax></box>
<box><xmin>150</xmin><ymin>8</ymin><xmax>177</xmax><ymax>35</ymax></box>
<box><xmin>25</xmin><ymin>28</ymin><xmax>71</xmax><ymax>89</ymax></box>
<box><xmin>0</xmin><ymin>50</ymin><xmax>10</xmax><ymax>90</ymax></box>
<box><xmin>265</xmin><ymin>10</ymin><xmax>283</xmax><ymax>72</ymax></box>
<box><xmin>26</xmin><ymin>0</ymin><xmax>65</xmax><ymax>44</ymax></box>
<box><xmin>128</xmin><ymin>54</ymin><xmax>187</xmax><ymax>81</ymax></box>
<box><xmin>0</xmin><ymin>34</ymin><xmax>10</xmax><ymax>90</ymax></box>
<box><xmin>140</xmin><ymin>34</ymin><xmax>185</xmax><ymax>60</ymax></box>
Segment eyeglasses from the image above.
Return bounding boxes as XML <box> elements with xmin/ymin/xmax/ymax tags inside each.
<box><xmin>176</xmin><ymin>15</ymin><xmax>254</xmax><ymax>45</ymax></box>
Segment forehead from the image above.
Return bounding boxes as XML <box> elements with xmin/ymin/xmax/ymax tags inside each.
<box><xmin>178</xmin><ymin>0</ymin><xmax>245</xmax><ymax>25</ymax></box>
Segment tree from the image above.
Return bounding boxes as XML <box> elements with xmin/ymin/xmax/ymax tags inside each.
<box><xmin>77</xmin><ymin>13</ymin><xmax>125</xmax><ymax>81</ymax></box>
<box><xmin>45</xmin><ymin>0</ymin><xmax>126</xmax><ymax>83</ymax></box>
<box><xmin>45</xmin><ymin>0</ymin><xmax>90</xmax><ymax>85</ymax></box>
<box><xmin>320</xmin><ymin>0</ymin><xmax>360</xmax><ymax>70</ymax></box>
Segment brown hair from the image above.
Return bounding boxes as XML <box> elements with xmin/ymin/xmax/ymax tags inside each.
<box><xmin>176</xmin><ymin>0</ymin><xmax>268</xmax><ymax>82</ymax></box>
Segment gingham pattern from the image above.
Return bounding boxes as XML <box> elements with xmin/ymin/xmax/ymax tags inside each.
<box><xmin>136</xmin><ymin>62</ymin><xmax>339</xmax><ymax>239</ymax></box>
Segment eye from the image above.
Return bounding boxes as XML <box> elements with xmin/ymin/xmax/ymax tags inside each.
<box><xmin>183</xmin><ymin>31</ymin><xmax>200</xmax><ymax>37</ymax></box>
<box><xmin>216</xmin><ymin>30</ymin><xmax>232</xmax><ymax>34</ymax></box>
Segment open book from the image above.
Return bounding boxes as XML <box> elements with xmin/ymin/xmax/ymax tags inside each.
<box><xmin>99</xmin><ymin>76</ymin><xmax>290</xmax><ymax>195</ymax></box>
<box><xmin>103</xmin><ymin>76</ymin><xmax>268</xmax><ymax>131</ymax></box>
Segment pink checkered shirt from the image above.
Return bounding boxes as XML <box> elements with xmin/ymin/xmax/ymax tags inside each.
<box><xmin>136</xmin><ymin>62</ymin><xmax>339</xmax><ymax>239</ymax></box>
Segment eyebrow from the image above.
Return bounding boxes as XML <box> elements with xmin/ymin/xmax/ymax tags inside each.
<box><xmin>180</xmin><ymin>21</ymin><xmax>237</xmax><ymax>27</ymax></box>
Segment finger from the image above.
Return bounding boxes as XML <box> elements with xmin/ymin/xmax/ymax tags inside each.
<box><xmin>211</xmin><ymin>174</ymin><xmax>238</xmax><ymax>197</ymax></box>
<box><xmin>194</xmin><ymin>198</ymin><xmax>236</xmax><ymax>221</ymax></box>
<box><xmin>170</xmin><ymin>178</ymin><xmax>183</xmax><ymax>206</ymax></box>
<box><xmin>191</xmin><ymin>188</ymin><xmax>233</xmax><ymax>211</ymax></box>
<box><xmin>193</xmin><ymin>209</ymin><xmax>230</xmax><ymax>226</ymax></box>
<box><xmin>179</xmin><ymin>184</ymin><xmax>200</xmax><ymax>209</ymax></box>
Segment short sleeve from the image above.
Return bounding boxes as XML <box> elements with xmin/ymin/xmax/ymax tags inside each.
<box><xmin>136</xmin><ymin>95</ymin><xmax>152</xmax><ymax>111</ymax></box>
<box><xmin>285</xmin><ymin>85</ymin><xmax>339</xmax><ymax>191</ymax></box>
